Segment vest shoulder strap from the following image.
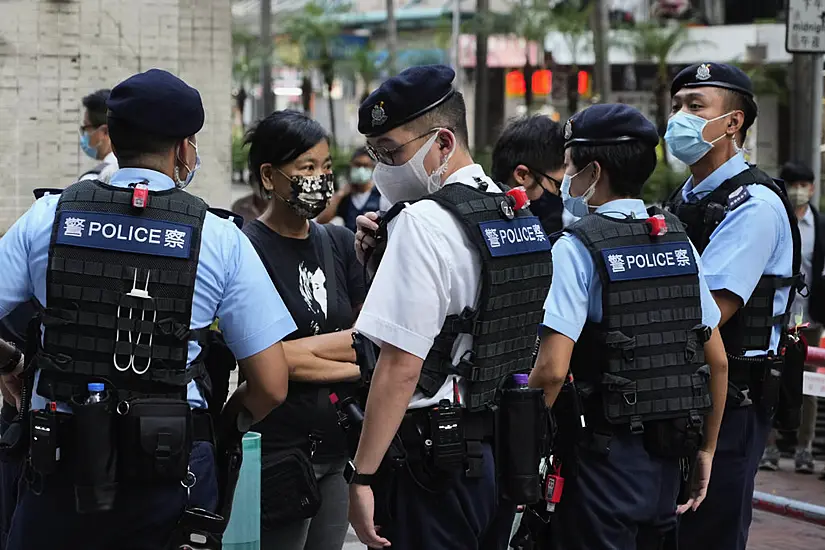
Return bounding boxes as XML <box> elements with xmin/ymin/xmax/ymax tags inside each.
<box><xmin>33</xmin><ymin>188</ymin><xmax>64</xmax><ymax>200</ymax></box>
<box><xmin>207</xmin><ymin>208</ymin><xmax>244</xmax><ymax>230</ymax></box>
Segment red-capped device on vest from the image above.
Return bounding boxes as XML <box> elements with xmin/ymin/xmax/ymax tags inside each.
<box><xmin>544</xmin><ymin>461</ymin><xmax>565</xmax><ymax>512</ymax></box>
<box><xmin>647</xmin><ymin>214</ymin><xmax>667</xmax><ymax>237</ymax></box>
<box><xmin>132</xmin><ymin>182</ymin><xmax>149</xmax><ymax>209</ymax></box>
<box><xmin>505</xmin><ymin>187</ymin><xmax>530</xmax><ymax>211</ymax></box>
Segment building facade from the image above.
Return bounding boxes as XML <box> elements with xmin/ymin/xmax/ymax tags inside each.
<box><xmin>0</xmin><ymin>0</ymin><xmax>233</xmax><ymax>232</ymax></box>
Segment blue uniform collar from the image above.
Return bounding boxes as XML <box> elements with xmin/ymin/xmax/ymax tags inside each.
<box><xmin>682</xmin><ymin>152</ymin><xmax>749</xmax><ymax>203</ymax></box>
<box><xmin>109</xmin><ymin>168</ymin><xmax>176</xmax><ymax>192</ymax></box>
<box><xmin>594</xmin><ymin>198</ymin><xmax>648</xmax><ymax>220</ymax></box>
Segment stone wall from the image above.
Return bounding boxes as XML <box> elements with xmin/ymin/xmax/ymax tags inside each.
<box><xmin>0</xmin><ymin>0</ymin><xmax>233</xmax><ymax>231</ymax></box>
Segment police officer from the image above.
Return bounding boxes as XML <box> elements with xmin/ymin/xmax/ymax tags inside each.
<box><xmin>663</xmin><ymin>63</ymin><xmax>800</xmax><ymax>550</ymax></box>
<box><xmin>0</xmin><ymin>69</ymin><xmax>296</xmax><ymax>550</ymax></box>
<box><xmin>345</xmin><ymin>65</ymin><xmax>551</xmax><ymax>550</ymax></box>
<box><xmin>0</xmin><ymin>301</ymin><xmax>37</xmax><ymax>550</ymax></box>
<box><xmin>531</xmin><ymin>104</ymin><xmax>729</xmax><ymax>549</ymax></box>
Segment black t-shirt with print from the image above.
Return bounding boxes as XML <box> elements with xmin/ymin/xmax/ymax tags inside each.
<box><xmin>243</xmin><ymin>220</ymin><xmax>366</xmax><ymax>462</ymax></box>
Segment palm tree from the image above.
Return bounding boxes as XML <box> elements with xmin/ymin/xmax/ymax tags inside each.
<box><xmin>349</xmin><ymin>45</ymin><xmax>383</xmax><ymax>104</ymax></box>
<box><xmin>282</xmin><ymin>1</ymin><xmax>349</xmax><ymax>148</ymax></box>
<box><xmin>232</xmin><ymin>29</ymin><xmax>263</xmax><ymax>128</ymax></box>
<box><xmin>508</xmin><ymin>0</ymin><xmax>553</xmax><ymax>112</ymax></box>
<box><xmin>619</xmin><ymin>22</ymin><xmax>705</xmax><ymax>166</ymax></box>
<box><xmin>547</xmin><ymin>2</ymin><xmax>592</xmax><ymax>116</ymax></box>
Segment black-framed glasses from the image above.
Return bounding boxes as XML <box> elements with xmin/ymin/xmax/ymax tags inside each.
<box><xmin>526</xmin><ymin>166</ymin><xmax>563</xmax><ymax>191</ymax></box>
<box><xmin>365</xmin><ymin>128</ymin><xmax>441</xmax><ymax>166</ymax></box>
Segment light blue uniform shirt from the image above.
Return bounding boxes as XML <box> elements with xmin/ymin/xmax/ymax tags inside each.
<box><xmin>682</xmin><ymin>153</ymin><xmax>793</xmax><ymax>355</ymax></box>
<box><xmin>0</xmin><ymin>168</ymin><xmax>297</xmax><ymax>410</ymax></box>
<box><xmin>542</xmin><ymin>199</ymin><xmax>721</xmax><ymax>339</ymax></box>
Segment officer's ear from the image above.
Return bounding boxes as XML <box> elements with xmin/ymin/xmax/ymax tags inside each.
<box><xmin>589</xmin><ymin>161</ymin><xmax>602</xmax><ymax>184</ymax></box>
<box><xmin>726</xmin><ymin>111</ymin><xmax>744</xmax><ymax>138</ymax></box>
<box><xmin>99</xmin><ymin>124</ymin><xmax>109</xmax><ymax>138</ymax></box>
<box><xmin>437</xmin><ymin>129</ymin><xmax>456</xmax><ymax>159</ymax></box>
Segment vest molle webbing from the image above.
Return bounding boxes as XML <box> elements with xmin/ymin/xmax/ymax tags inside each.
<box><xmin>567</xmin><ymin>210</ymin><xmax>711</xmax><ymax>432</ymax></box>
<box><xmin>665</xmin><ymin>167</ymin><xmax>802</xmax><ymax>357</ymax></box>
<box><xmin>417</xmin><ymin>182</ymin><xmax>553</xmax><ymax>411</ymax></box>
<box><xmin>38</xmin><ymin>180</ymin><xmax>207</xmax><ymax>402</ymax></box>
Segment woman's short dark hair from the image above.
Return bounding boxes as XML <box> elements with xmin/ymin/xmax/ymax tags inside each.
<box><xmin>570</xmin><ymin>140</ymin><xmax>658</xmax><ymax>199</ymax></box>
<box><xmin>82</xmin><ymin>89</ymin><xmax>111</xmax><ymax>127</ymax></box>
<box><xmin>245</xmin><ymin>110</ymin><xmax>329</xmax><ymax>186</ymax></box>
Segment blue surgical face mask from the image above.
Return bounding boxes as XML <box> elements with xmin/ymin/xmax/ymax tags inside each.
<box><xmin>664</xmin><ymin>111</ymin><xmax>734</xmax><ymax>166</ymax></box>
<box><xmin>175</xmin><ymin>141</ymin><xmax>200</xmax><ymax>189</ymax></box>
<box><xmin>560</xmin><ymin>164</ymin><xmax>597</xmax><ymax>218</ymax></box>
<box><xmin>80</xmin><ymin>132</ymin><xmax>98</xmax><ymax>160</ymax></box>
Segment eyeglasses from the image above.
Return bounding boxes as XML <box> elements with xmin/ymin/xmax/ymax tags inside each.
<box><xmin>365</xmin><ymin>128</ymin><xmax>442</xmax><ymax>166</ymax></box>
<box><xmin>526</xmin><ymin>166</ymin><xmax>563</xmax><ymax>190</ymax></box>
<box><xmin>79</xmin><ymin>124</ymin><xmax>101</xmax><ymax>135</ymax></box>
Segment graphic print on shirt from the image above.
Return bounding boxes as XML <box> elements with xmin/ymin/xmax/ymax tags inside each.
<box><xmin>298</xmin><ymin>261</ymin><xmax>327</xmax><ymax>334</ymax></box>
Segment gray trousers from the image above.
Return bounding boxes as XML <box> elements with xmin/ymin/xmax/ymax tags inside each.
<box><xmin>261</xmin><ymin>458</ymin><xmax>350</xmax><ymax>550</ymax></box>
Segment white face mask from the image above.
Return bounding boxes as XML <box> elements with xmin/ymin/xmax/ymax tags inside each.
<box><xmin>787</xmin><ymin>186</ymin><xmax>812</xmax><ymax>208</ymax></box>
<box><xmin>371</xmin><ymin>131</ymin><xmax>455</xmax><ymax>205</ymax></box>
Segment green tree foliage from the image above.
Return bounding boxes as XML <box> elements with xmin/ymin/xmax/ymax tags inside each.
<box><xmin>618</xmin><ymin>22</ymin><xmax>705</xmax><ymax>166</ymax></box>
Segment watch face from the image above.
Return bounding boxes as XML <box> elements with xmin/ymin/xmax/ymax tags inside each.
<box><xmin>343</xmin><ymin>460</ymin><xmax>357</xmax><ymax>483</ymax></box>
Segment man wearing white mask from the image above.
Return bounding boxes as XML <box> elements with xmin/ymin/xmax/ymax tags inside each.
<box><xmin>663</xmin><ymin>63</ymin><xmax>801</xmax><ymax>550</ymax></box>
<box><xmin>760</xmin><ymin>161</ymin><xmax>825</xmax><ymax>476</ymax></box>
<box><xmin>345</xmin><ymin>65</ymin><xmax>552</xmax><ymax>550</ymax></box>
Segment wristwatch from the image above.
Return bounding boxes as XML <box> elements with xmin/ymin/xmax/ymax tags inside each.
<box><xmin>0</xmin><ymin>347</ymin><xmax>22</xmax><ymax>376</ymax></box>
<box><xmin>343</xmin><ymin>460</ymin><xmax>378</xmax><ymax>486</ymax></box>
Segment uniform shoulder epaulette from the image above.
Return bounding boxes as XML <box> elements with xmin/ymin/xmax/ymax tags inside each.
<box><xmin>207</xmin><ymin>207</ymin><xmax>244</xmax><ymax>230</ymax></box>
<box><xmin>726</xmin><ymin>185</ymin><xmax>751</xmax><ymax>211</ymax></box>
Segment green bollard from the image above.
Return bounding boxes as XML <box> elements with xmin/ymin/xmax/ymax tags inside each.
<box><xmin>223</xmin><ymin>432</ymin><xmax>261</xmax><ymax>550</ymax></box>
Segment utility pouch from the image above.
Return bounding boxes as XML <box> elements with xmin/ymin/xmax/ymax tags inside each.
<box><xmin>759</xmin><ymin>358</ymin><xmax>784</xmax><ymax>418</ymax></box>
<box><xmin>776</xmin><ymin>337</ymin><xmax>804</xmax><ymax>430</ymax></box>
<box><xmin>71</xmin><ymin>393</ymin><xmax>118</xmax><ymax>513</ymax></box>
<box><xmin>30</xmin><ymin>407</ymin><xmax>60</xmax><ymax>475</ymax></box>
<box><xmin>428</xmin><ymin>400</ymin><xmax>465</xmax><ymax>472</ymax></box>
<box><xmin>499</xmin><ymin>385</ymin><xmax>546</xmax><ymax>504</ymax></box>
<box><xmin>118</xmin><ymin>398</ymin><xmax>192</xmax><ymax>483</ymax></box>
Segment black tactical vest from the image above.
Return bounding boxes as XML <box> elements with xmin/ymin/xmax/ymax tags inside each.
<box><xmin>664</xmin><ymin>167</ymin><xmax>802</xmax><ymax>359</ymax></box>
<box><xmin>567</xmin><ymin>209</ymin><xmax>711</xmax><ymax>432</ymax></box>
<box><xmin>36</xmin><ymin>180</ymin><xmax>208</xmax><ymax>402</ymax></box>
<box><xmin>378</xmin><ymin>181</ymin><xmax>553</xmax><ymax>411</ymax></box>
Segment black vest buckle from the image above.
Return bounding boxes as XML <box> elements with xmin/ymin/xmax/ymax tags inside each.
<box><xmin>688</xmin><ymin>409</ymin><xmax>702</xmax><ymax>428</ymax></box>
<box><xmin>629</xmin><ymin>416</ymin><xmax>644</xmax><ymax>435</ymax></box>
<box><xmin>703</xmin><ymin>202</ymin><xmax>726</xmax><ymax>227</ymax></box>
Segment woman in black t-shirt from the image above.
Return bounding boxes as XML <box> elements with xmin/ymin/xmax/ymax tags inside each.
<box><xmin>243</xmin><ymin>111</ymin><xmax>366</xmax><ymax>550</ymax></box>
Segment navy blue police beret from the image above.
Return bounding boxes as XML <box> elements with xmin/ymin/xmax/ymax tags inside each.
<box><xmin>107</xmin><ymin>69</ymin><xmax>205</xmax><ymax>138</ymax></box>
<box><xmin>563</xmin><ymin>104</ymin><xmax>659</xmax><ymax>148</ymax></box>
<box><xmin>670</xmin><ymin>63</ymin><xmax>754</xmax><ymax>98</ymax></box>
<box><xmin>358</xmin><ymin>65</ymin><xmax>456</xmax><ymax>137</ymax></box>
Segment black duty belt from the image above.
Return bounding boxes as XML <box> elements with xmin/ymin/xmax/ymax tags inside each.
<box><xmin>49</xmin><ymin>407</ymin><xmax>214</xmax><ymax>449</ymax></box>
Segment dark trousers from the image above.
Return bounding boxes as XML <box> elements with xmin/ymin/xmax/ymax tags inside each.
<box><xmin>379</xmin><ymin>442</ymin><xmax>515</xmax><ymax>550</ymax></box>
<box><xmin>0</xmin><ymin>404</ymin><xmax>21</xmax><ymax>550</ymax></box>
<box><xmin>676</xmin><ymin>406</ymin><xmax>771</xmax><ymax>550</ymax></box>
<box><xmin>551</xmin><ymin>432</ymin><xmax>681</xmax><ymax>550</ymax></box>
<box><xmin>6</xmin><ymin>441</ymin><xmax>217</xmax><ymax>550</ymax></box>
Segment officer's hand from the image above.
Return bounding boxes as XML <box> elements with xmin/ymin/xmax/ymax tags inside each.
<box><xmin>354</xmin><ymin>212</ymin><xmax>380</xmax><ymax>266</ymax></box>
<box><xmin>676</xmin><ymin>449</ymin><xmax>713</xmax><ymax>515</ymax></box>
<box><xmin>348</xmin><ymin>484</ymin><xmax>391</xmax><ymax>548</ymax></box>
